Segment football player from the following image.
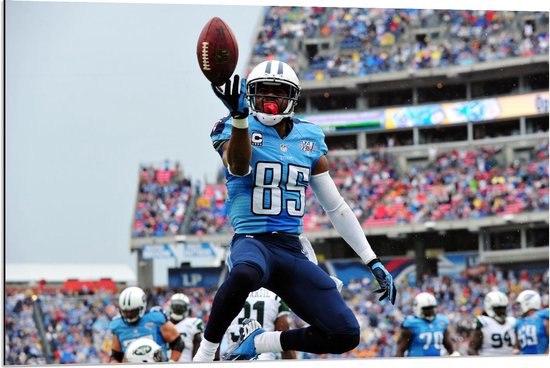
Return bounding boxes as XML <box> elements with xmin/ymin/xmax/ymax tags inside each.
<box><xmin>224</xmin><ymin>287</ymin><xmax>296</xmax><ymax>360</ymax></box>
<box><xmin>468</xmin><ymin>291</ymin><xmax>516</xmax><ymax>356</ymax></box>
<box><xmin>193</xmin><ymin>60</ymin><xmax>396</xmax><ymax>362</ymax></box>
<box><xmin>108</xmin><ymin>286</ymin><xmax>184</xmax><ymax>363</ymax></box>
<box><xmin>167</xmin><ymin>293</ymin><xmax>211</xmax><ymax>362</ymax></box>
<box><xmin>125</xmin><ymin>338</ymin><xmax>167</xmax><ymax>363</ymax></box>
<box><xmin>396</xmin><ymin>292</ymin><xmax>458</xmax><ymax>357</ymax></box>
<box><xmin>514</xmin><ymin>289</ymin><xmax>549</xmax><ymax>354</ymax></box>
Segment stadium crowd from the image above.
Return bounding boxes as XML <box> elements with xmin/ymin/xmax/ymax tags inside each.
<box><xmin>5</xmin><ymin>266</ymin><xmax>548</xmax><ymax>363</ymax></box>
<box><xmin>186</xmin><ymin>141</ymin><xmax>549</xmax><ymax>235</ymax></box>
<box><xmin>251</xmin><ymin>7</ymin><xmax>549</xmax><ymax>80</ymax></box>
<box><xmin>133</xmin><ymin>161</ymin><xmax>193</xmax><ymax>238</ymax></box>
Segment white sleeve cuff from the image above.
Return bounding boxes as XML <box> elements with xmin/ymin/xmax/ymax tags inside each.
<box><xmin>227</xmin><ymin>164</ymin><xmax>252</xmax><ymax>177</ymax></box>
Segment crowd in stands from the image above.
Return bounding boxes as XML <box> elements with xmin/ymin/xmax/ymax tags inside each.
<box><xmin>5</xmin><ymin>265</ymin><xmax>548</xmax><ymax>363</ymax></box>
<box><xmin>188</xmin><ymin>184</ymin><xmax>231</xmax><ymax>235</ymax></box>
<box><xmin>250</xmin><ymin>7</ymin><xmax>549</xmax><ymax>80</ymax></box>
<box><xmin>133</xmin><ymin>160</ymin><xmax>193</xmax><ymax>238</ymax></box>
<box><xmin>5</xmin><ymin>291</ymin><xmax>46</xmax><ymax>365</ymax></box>
<box><xmin>187</xmin><ymin>141</ymin><xmax>549</xmax><ymax>235</ymax></box>
<box><xmin>299</xmin><ymin>265</ymin><xmax>549</xmax><ymax>358</ymax></box>
<box><xmin>4</xmin><ymin>288</ymin><xmax>119</xmax><ymax>365</ymax></box>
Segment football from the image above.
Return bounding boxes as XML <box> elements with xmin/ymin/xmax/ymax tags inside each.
<box><xmin>196</xmin><ymin>17</ymin><xmax>239</xmax><ymax>86</ymax></box>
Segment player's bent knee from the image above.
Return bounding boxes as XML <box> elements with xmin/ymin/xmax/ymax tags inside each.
<box><xmin>227</xmin><ymin>263</ymin><xmax>262</xmax><ymax>292</ymax></box>
<box><xmin>329</xmin><ymin>333</ymin><xmax>360</xmax><ymax>354</ymax></box>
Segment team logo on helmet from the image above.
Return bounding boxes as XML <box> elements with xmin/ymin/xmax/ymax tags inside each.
<box><xmin>134</xmin><ymin>345</ymin><xmax>152</xmax><ymax>356</ymax></box>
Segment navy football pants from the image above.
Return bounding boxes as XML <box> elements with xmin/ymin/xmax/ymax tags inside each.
<box><xmin>204</xmin><ymin>233</ymin><xmax>360</xmax><ymax>354</ymax></box>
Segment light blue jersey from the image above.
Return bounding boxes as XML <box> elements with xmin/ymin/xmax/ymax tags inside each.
<box><xmin>402</xmin><ymin>315</ymin><xmax>450</xmax><ymax>356</ymax></box>
<box><xmin>109</xmin><ymin>309</ymin><xmax>168</xmax><ymax>354</ymax></box>
<box><xmin>515</xmin><ymin>309</ymin><xmax>549</xmax><ymax>354</ymax></box>
<box><xmin>211</xmin><ymin>115</ymin><xmax>328</xmax><ymax>234</ymax></box>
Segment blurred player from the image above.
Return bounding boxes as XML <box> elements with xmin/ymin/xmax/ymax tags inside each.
<box><xmin>396</xmin><ymin>292</ymin><xmax>458</xmax><ymax>357</ymax></box>
<box><xmin>193</xmin><ymin>60</ymin><xmax>396</xmax><ymax>361</ymax></box>
<box><xmin>514</xmin><ymin>289</ymin><xmax>549</xmax><ymax>354</ymax></box>
<box><xmin>167</xmin><ymin>293</ymin><xmax>210</xmax><ymax>362</ymax></box>
<box><xmin>468</xmin><ymin>291</ymin><xmax>516</xmax><ymax>356</ymax></box>
<box><xmin>125</xmin><ymin>338</ymin><xmax>168</xmax><ymax>363</ymax></box>
<box><xmin>108</xmin><ymin>286</ymin><xmax>184</xmax><ymax>363</ymax></box>
<box><xmin>224</xmin><ymin>287</ymin><xmax>296</xmax><ymax>360</ymax></box>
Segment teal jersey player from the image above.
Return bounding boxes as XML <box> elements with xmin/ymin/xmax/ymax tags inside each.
<box><xmin>108</xmin><ymin>286</ymin><xmax>184</xmax><ymax>363</ymax></box>
<box><xmin>193</xmin><ymin>59</ymin><xmax>396</xmax><ymax>363</ymax></box>
<box><xmin>401</xmin><ymin>314</ymin><xmax>450</xmax><ymax>356</ymax></box>
<box><xmin>396</xmin><ymin>292</ymin><xmax>457</xmax><ymax>357</ymax></box>
<box><xmin>110</xmin><ymin>309</ymin><xmax>168</xmax><ymax>353</ymax></box>
<box><xmin>211</xmin><ymin>114</ymin><xmax>327</xmax><ymax>234</ymax></box>
<box><xmin>515</xmin><ymin>290</ymin><xmax>549</xmax><ymax>355</ymax></box>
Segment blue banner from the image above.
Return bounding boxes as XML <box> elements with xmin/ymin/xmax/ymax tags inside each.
<box><xmin>168</xmin><ymin>267</ymin><xmax>223</xmax><ymax>289</ymax></box>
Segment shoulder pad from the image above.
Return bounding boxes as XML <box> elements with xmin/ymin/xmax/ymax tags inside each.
<box><xmin>147</xmin><ymin>309</ymin><xmax>168</xmax><ymax>323</ymax></box>
<box><xmin>211</xmin><ymin>115</ymin><xmax>231</xmax><ymax>137</ymax></box>
<box><xmin>474</xmin><ymin>316</ymin><xmax>486</xmax><ymax>329</ymax></box>
<box><xmin>109</xmin><ymin>316</ymin><xmax>123</xmax><ymax>330</ymax></box>
<box><xmin>535</xmin><ymin>309</ymin><xmax>549</xmax><ymax>320</ymax></box>
<box><xmin>194</xmin><ymin>318</ymin><xmax>205</xmax><ymax>332</ymax></box>
<box><xmin>402</xmin><ymin>316</ymin><xmax>417</xmax><ymax>329</ymax></box>
<box><xmin>437</xmin><ymin>314</ymin><xmax>450</xmax><ymax>325</ymax></box>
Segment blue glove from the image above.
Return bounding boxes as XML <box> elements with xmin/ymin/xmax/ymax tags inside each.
<box><xmin>211</xmin><ymin>75</ymin><xmax>249</xmax><ymax>119</ymax></box>
<box><xmin>368</xmin><ymin>258</ymin><xmax>397</xmax><ymax>305</ymax></box>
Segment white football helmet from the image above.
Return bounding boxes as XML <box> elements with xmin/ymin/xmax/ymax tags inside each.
<box><xmin>484</xmin><ymin>291</ymin><xmax>509</xmax><ymax>323</ymax></box>
<box><xmin>169</xmin><ymin>293</ymin><xmax>191</xmax><ymax>322</ymax></box>
<box><xmin>118</xmin><ymin>286</ymin><xmax>147</xmax><ymax>324</ymax></box>
<box><xmin>516</xmin><ymin>290</ymin><xmax>542</xmax><ymax>315</ymax></box>
<box><xmin>413</xmin><ymin>292</ymin><xmax>437</xmax><ymax>321</ymax></box>
<box><xmin>246</xmin><ymin>60</ymin><xmax>300</xmax><ymax>126</ymax></box>
<box><xmin>125</xmin><ymin>338</ymin><xmax>167</xmax><ymax>363</ymax></box>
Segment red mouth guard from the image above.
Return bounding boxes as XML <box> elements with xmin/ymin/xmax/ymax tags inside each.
<box><xmin>263</xmin><ymin>102</ymin><xmax>279</xmax><ymax>114</ymax></box>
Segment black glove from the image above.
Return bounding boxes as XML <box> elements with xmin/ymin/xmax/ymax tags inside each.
<box><xmin>367</xmin><ymin>258</ymin><xmax>397</xmax><ymax>305</ymax></box>
<box><xmin>211</xmin><ymin>75</ymin><xmax>249</xmax><ymax>119</ymax></box>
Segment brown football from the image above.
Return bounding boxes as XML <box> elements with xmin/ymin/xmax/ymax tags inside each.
<box><xmin>196</xmin><ymin>17</ymin><xmax>239</xmax><ymax>86</ymax></box>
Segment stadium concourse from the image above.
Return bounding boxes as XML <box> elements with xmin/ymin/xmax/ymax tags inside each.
<box><xmin>5</xmin><ymin>6</ymin><xmax>549</xmax><ymax>365</ymax></box>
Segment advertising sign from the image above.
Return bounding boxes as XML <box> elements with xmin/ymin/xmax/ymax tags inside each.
<box><xmin>168</xmin><ymin>267</ymin><xmax>223</xmax><ymax>289</ymax></box>
<box><xmin>299</xmin><ymin>92</ymin><xmax>548</xmax><ymax>132</ymax></box>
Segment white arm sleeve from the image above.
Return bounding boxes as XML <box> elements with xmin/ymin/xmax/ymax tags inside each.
<box><xmin>309</xmin><ymin>171</ymin><xmax>377</xmax><ymax>264</ymax></box>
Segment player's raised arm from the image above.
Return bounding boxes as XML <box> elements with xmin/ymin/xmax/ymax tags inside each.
<box><xmin>309</xmin><ymin>155</ymin><xmax>397</xmax><ymax>304</ymax></box>
<box><xmin>211</xmin><ymin>75</ymin><xmax>251</xmax><ymax>176</ymax></box>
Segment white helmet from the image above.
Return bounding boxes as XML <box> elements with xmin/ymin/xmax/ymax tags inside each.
<box><xmin>246</xmin><ymin>60</ymin><xmax>300</xmax><ymax>126</ymax></box>
<box><xmin>118</xmin><ymin>286</ymin><xmax>147</xmax><ymax>324</ymax></box>
<box><xmin>484</xmin><ymin>291</ymin><xmax>509</xmax><ymax>323</ymax></box>
<box><xmin>413</xmin><ymin>292</ymin><xmax>437</xmax><ymax>321</ymax></box>
<box><xmin>125</xmin><ymin>338</ymin><xmax>167</xmax><ymax>363</ymax></box>
<box><xmin>169</xmin><ymin>293</ymin><xmax>191</xmax><ymax>322</ymax></box>
<box><xmin>516</xmin><ymin>290</ymin><xmax>542</xmax><ymax>315</ymax></box>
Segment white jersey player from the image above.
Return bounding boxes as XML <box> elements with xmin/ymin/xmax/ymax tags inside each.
<box><xmin>168</xmin><ymin>293</ymin><xmax>206</xmax><ymax>362</ymax></box>
<box><xmin>469</xmin><ymin>291</ymin><xmax>516</xmax><ymax>356</ymax></box>
<box><xmin>225</xmin><ymin>287</ymin><xmax>295</xmax><ymax>360</ymax></box>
